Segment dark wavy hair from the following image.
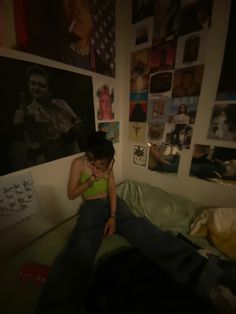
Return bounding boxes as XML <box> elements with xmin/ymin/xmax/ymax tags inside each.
<box><xmin>87</xmin><ymin>131</ymin><xmax>115</xmax><ymax>163</ymax></box>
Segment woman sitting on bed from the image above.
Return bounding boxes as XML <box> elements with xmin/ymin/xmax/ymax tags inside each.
<box><xmin>35</xmin><ymin>132</ymin><xmax>236</xmax><ymax>314</ymax></box>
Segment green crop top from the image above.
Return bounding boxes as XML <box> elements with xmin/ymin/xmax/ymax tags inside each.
<box><xmin>80</xmin><ymin>171</ymin><xmax>108</xmax><ymax>199</ymax></box>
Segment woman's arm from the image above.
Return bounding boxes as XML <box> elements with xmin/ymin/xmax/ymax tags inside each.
<box><xmin>108</xmin><ymin>169</ymin><xmax>116</xmax><ymax>217</ymax></box>
<box><xmin>67</xmin><ymin>158</ymin><xmax>96</xmax><ymax>200</ymax></box>
<box><xmin>104</xmin><ymin>164</ymin><xmax>116</xmax><ymax>236</ymax></box>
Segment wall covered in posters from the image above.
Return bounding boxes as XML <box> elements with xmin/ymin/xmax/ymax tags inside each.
<box><xmin>129</xmin><ymin>0</ymin><xmax>236</xmax><ymax>187</ymax></box>
<box><xmin>0</xmin><ymin>0</ymin><xmax>119</xmax><ymax>259</ymax></box>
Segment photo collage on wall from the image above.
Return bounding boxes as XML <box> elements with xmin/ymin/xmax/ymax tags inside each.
<box><xmin>0</xmin><ymin>0</ymin><xmax>118</xmax><ymax>176</ymax></box>
<box><xmin>131</xmin><ymin>0</ymin><xmax>236</xmax><ymax>186</ymax></box>
<box><xmin>130</xmin><ymin>0</ymin><xmax>213</xmax><ymax>174</ymax></box>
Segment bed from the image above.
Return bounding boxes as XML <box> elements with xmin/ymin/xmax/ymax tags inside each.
<box><xmin>0</xmin><ymin>180</ymin><xmax>234</xmax><ymax>314</ymax></box>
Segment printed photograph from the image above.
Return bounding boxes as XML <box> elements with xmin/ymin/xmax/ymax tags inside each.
<box><xmin>189</xmin><ymin>144</ymin><xmax>236</xmax><ymax>186</ymax></box>
<box><xmin>175</xmin><ymin>31</ymin><xmax>208</xmax><ymax>68</ymax></box>
<box><xmin>148</xmin><ymin>143</ymin><xmax>180</xmax><ymax>175</ymax></box>
<box><xmin>149</xmin><ymin>72</ymin><xmax>173</xmax><ymax>96</ymax></box>
<box><xmin>98</xmin><ymin>122</ymin><xmax>119</xmax><ymax>143</ymax></box>
<box><xmin>150</xmin><ymin>39</ymin><xmax>177</xmax><ymax>73</ymax></box>
<box><xmin>95</xmin><ymin>83</ymin><xmax>114</xmax><ymax>121</ymax></box>
<box><xmin>133</xmin><ymin>17</ymin><xmax>153</xmax><ymax>50</ymax></box>
<box><xmin>147</xmin><ymin>97</ymin><xmax>169</xmax><ymax>123</ymax></box>
<box><xmin>147</xmin><ymin>123</ymin><xmax>165</xmax><ymax>142</ymax></box>
<box><xmin>207</xmin><ymin>103</ymin><xmax>236</xmax><ymax>142</ymax></box>
<box><xmin>130</xmin><ymin>47</ymin><xmax>151</xmax><ymax>92</ymax></box>
<box><xmin>0</xmin><ymin>56</ymin><xmax>95</xmax><ymax>175</ymax></box>
<box><xmin>172</xmin><ymin>65</ymin><xmax>204</xmax><ymax>97</ymax></box>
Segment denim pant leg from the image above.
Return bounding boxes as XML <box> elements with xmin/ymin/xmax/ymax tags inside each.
<box><xmin>35</xmin><ymin>199</ymin><xmax>109</xmax><ymax>314</ymax></box>
<box><xmin>115</xmin><ymin>197</ymin><xmax>210</xmax><ymax>285</ymax></box>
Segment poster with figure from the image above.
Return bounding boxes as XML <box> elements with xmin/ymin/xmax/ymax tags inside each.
<box><xmin>189</xmin><ymin>144</ymin><xmax>236</xmax><ymax>186</ymax></box>
<box><xmin>147</xmin><ymin>97</ymin><xmax>169</xmax><ymax>124</ymax></box>
<box><xmin>98</xmin><ymin>122</ymin><xmax>119</xmax><ymax>143</ymax></box>
<box><xmin>150</xmin><ymin>39</ymin><xmax>177</xmax><ymax>73</ymax></box>
<box><xmin>3</xmin><ymin>0</ymin><xmax>115</xmax><ymax>77</ymax></box>
<box><xmin>130</xmin><ymin>47</ymin><xmax>151</xmax><ymax>93</ymax></box>
<box><xmin>128</xmin><ymin>122</ymin><xmax>146</xmax><ymax>142</ymax></box>
<box><xmin>133</xmin><ymin>145</ymin><xmax>147</xmax><ymax>166</ymax></box>
<box><xmin>93</xmin><ymin>81</ymin><xmax>115</xmax><ymax>121</ymax></box>
<box><xmin>129</xmin><ymin>100</ymin><xmax>147</xmax><ymax>122</ymax></box>
<box><xmin>207</xmin><ymin>103</ymin><xmax>236</xmax><ymax>142</ymax></box>
<box><xmin>175</xmin><ymin>30</ymin><xmax>208</xmax><ymax>69</ymax></box>
<box><xmin>0</xmin><ymin>172</ymin><xmax>39</xmax><ymax>233</ymax></box>
<box><xmin>0</xmin><ymin>56</ymin><xmax>95</xmax><ymax>176</ymax></box>
<box><xmin>148</xmin><ymin>143</ymin><xmax>180</xmax><ymax>175</ymax></box>
<box><xmin>172</xmin><ymin>65</ymin><xmax>204</xmax><ymax>98</ymax></box>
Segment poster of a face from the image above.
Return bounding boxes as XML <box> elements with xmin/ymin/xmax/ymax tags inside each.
<box><xmin>133</xmin><ymin>145</ymin><xmax>147</xmax><ymax>167</ymax></box>
<box><xmin>0</xmin><ymin>56</ymin><xmax>95</xmax><ymax>176</ymax></box>
<box><xmin>172</xmin><ymin>65</ymin><xmax>204</xmax><ymax>98</ymax></box>
<box><xmin>207</xmin><ymin>104</ymin><xmax>236</xmax><ymax>142</ymax></box>
<box><xmin>95</xmin><ymin>83</ymin><xmax>114</xmax><ymax>121</ymax></box>
<box><xmin>4</xmin><ymin>0</ymin><xmax>115</xmax><ymax>77</ymax></box>
<box><xmin>189</xmin><ymin>144</ymin><xmax>236</xmax><ymax>186</ymax></box>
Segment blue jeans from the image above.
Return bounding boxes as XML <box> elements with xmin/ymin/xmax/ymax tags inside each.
<box><xmin>35</xmin><ymin>197</ymin><xmax>222</xmax><ymax>314</ymax></box>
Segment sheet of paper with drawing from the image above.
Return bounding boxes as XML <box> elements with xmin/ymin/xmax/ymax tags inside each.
<box><xmin>0</xmin><ymin>172</ymin><xmax>39</xmax><ymax>233</ymax></box>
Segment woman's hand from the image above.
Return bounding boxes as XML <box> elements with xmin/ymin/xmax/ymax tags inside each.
<box><xmin>104</xmin><ymin>217</ymin><xmax>116</xmax><ymax>237</ymax></box>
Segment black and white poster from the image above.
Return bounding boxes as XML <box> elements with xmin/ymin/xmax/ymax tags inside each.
<box><xmin>0</xmin><ymin>56</ymin><xmax>95</xmax><ymax>175</ymax></box>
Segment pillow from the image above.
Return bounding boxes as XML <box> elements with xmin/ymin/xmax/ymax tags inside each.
<box><xmin>190</xmin><ymin>208</ymin><xmax>236</xmax><ymax>259</ymax></box>
<box><xmin>116</xmin><ymin>180</ymin><xmax>203</xmax><ymax>234</ymax></box>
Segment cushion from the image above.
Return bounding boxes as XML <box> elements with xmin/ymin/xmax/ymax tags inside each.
<box><xmin>190</xmin><ymin>208</ymin><xmax>236</xmax><ymax>259</ymax></box>
<box><xmin>116</xmin><ymin>180</ymin><xmax>203</xmax><ymax>234</ymax></box>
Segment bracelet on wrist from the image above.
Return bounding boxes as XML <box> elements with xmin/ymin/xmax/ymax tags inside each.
<box><xmin>110</xmin><ymin>212</ymin><xmax>116</xmax><ymax>219</ymax></box>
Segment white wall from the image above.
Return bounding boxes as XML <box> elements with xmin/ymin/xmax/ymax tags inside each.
<box><xmin>120</xmin><ymin>0</ymin><xmax>236</xmax><ymax>207</ymax></box>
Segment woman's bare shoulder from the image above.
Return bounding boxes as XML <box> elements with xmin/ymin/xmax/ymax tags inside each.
<box><xmin>71</xmin><ymin>156</ymin><xmax>86</xmax><ymax>169</ymax></box>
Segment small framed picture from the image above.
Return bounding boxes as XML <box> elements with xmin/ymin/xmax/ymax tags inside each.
<box><xmin>133</xmin><ymin>145</ymin><xmax>147</xmax><ymax>167</ymax></box>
